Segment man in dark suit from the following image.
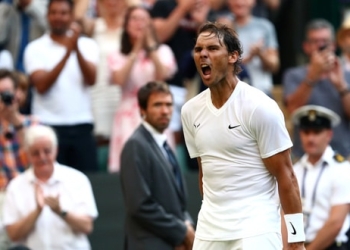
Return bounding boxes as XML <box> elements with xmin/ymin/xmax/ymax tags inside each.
<box><xmin>120</xmin><ymin>81</ymin><xmax>195</xmax><ymax>250</ymax></box>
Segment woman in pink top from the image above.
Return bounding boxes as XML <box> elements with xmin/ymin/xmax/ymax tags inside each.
<box><xmin>108</xmin><ymin>6</ymin><xmax>177</xmax><ymax>172</ymax></box>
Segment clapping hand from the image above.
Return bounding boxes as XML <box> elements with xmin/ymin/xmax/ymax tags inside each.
<box><xmin>145</xmin><ymin>25</ymin><xmax>158</xmax><ymax>50</ymax></box>
<box><xmin>243</xmin><ymin>40</ymin><xmax>264</xmax><ymax>64</ymax></box>
<box><xmin>249</xmin><ymin>40</ymin><xmax>264</xmax><ymax>57</ymax></box>
<box><xmin>35</xmin><ymin>183</ymin><xmax>45</xmax><ymax>211</ymax></box>
<box><xmin>327</xmin><ymin>58</ymin><xmax>348</xmax><ymax>92</ymax></box>
<box><xmin>63</xmin><ymin>22</ymin><xmax>82</xmax><ymax>52</ymax></box>
<box><xmin>35</xmin><ymin>182</ymin><xmax>62</xmax><ymax>215</ymax></box>
<box><xmin>45</xmin><ymin>194</ymin><xmax>61</xmax><ymax>215</ymax></box>
<box><xmin>307</xmin><ymin>47</ymin><xmax>335</xmax><ymax>82</ymax></box>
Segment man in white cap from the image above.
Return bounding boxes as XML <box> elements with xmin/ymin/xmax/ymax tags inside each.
<box><xmin>288</xmin><ymin>105</ymin><xmax>350</xmax><ymax>250</ymax></box>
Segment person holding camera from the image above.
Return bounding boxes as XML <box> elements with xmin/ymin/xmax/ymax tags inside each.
<box><xmin>283</xmin><ymin>19</ymin><xmax>350</xmax><ymax>162</ymax></box>
<box><xmin>0</xmin><ymin>69</ymin><xmax>37</xmax><ymax>249</ymax></box>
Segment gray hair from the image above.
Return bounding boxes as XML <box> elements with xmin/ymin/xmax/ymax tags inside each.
<box><xmin>24</xmin><ymin>125</ymin><xmax>58</xmax><ymax>149</ymax></box>
<box><xmin>305</xmin><ymin>18</ymin><xmax>335</xmax><ymax>41</ymax></box>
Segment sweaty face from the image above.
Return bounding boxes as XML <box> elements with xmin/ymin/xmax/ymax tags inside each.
<box><xmin>142</xmin><ymin>92</ymin><xmax>173</xmax><ymax>133</ymax></box>
<box><xmin>300</xmin><ymin>129</ymin><xmax>332</xmax><ymax>158</ymax></box>
<box><xmin>194</xmin><ymin>32</ymin><xmax>236</xmax><ymax>87</ymax></box>
<box><xmin>28</xmin><ymin>137</ymin><xmax>57</xmax><ymax>174</ymax></box>
<box><xmin>48</xmin><ymin>1</ymin><xmax>73</xmax><ymax>35</ymax></box>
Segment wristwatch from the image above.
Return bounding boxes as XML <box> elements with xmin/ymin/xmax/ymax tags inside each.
<box><xmin>60</xmin><ymin>210</ymin><xmax>68</xmax><ymax>219</ymax></box>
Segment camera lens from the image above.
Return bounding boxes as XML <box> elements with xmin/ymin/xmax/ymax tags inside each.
<box><xmin>0</xmin><ymin>91</ymin><xmax>14</xmax><ymax>106</ymax></box>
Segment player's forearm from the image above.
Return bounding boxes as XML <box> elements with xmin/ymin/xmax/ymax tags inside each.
<box><xmin>278</xmin><ymin>173</ymin><xmax>302</xmax><ymax>214</ymax></box>
<box><xmin>6</xmin><ymin>207</ymin><xmax>42</xmax><ymax>241</ymax></box>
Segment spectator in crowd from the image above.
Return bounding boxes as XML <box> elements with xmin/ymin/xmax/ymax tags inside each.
<box><xmin>0</xmin><ymin>0</ymin><xmax>47</xmax><ymax>72</ymax></box>
<box><xmin>226</xmin><ymin>0</ymin><xmax>279</xmax><ymax>96</ymax></box>
<box><xmin>0</xmin><ymin>50</ymin><xmax>13</xmax><ymax>70</ymax></box>
<box><xmin>284</xmin><ymin>105</ymin><xmax>350</xmax><ymax>250</ymax></box>
<box><xmin>150</xmin><ymin>0</ymin><xmax>210</xmax><ymax>148</ymax></box>
<box><xmin>3</xmin><ymin>125</ymin><xmax>98</xmax><ymax>249</ymax></box>
<box><xmin>182</xmin><ymin>21</ymin><xmax>304</xmax><ymax>250</ymax></box>
<box><xmin>283</xmin><ymin>19</ymin><xmax>350</xmax><ymax>161</ymax></box>
<box><xmin>80</xmin><ymin>0</ymin><xmax>128</xmax><ymax>168</ymax></box>
<box><xmin>24</xmin><ymin>0</ymin><xmax>99</xmax><ymax>172</ymax></box>
<box><xmin>0</xmin><ymin>69</ymin><xmax>37</xmax><ymax>249</ymax></box>
<box><xmin>108</xmin><ymin>5</ymin><xmax>177</xmax><ymax>172</ymax></box>
<box><xmin>120</xmin><ymin>81</ymin><xmax>194</xmax><ymax>250</ymax></box>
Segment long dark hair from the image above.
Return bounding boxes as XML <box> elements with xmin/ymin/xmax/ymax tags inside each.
<box><xmin>120</xmin><ymin>5</ymin><xmax>158</xmax><ymax>55</ymax></box>
<box><xmin>197</xmin><ymin>22</ymin><xmax>243</xmax><ymax>75</ymax></box>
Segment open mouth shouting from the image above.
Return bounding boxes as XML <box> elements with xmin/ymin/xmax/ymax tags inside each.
<box><xmin>201</xmin><ymin>64</ymin><xmax>211</xmax><ymax>79</ymax></box>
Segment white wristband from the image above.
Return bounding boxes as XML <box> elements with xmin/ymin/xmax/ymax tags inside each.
<box><xmin>284</xmin><ymin>213</ymin><xmax>305</xmax><ymax>243</ymax></box>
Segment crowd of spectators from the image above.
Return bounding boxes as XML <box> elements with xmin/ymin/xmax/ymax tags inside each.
<box><xmin>1</xmin><ymin>0</ymin><xmax>350</xmax><ymax>248</ymax></box>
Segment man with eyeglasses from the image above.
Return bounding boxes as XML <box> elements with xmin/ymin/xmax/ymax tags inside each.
<box><xmin>283</xmin><ymin>18</ymin><xmax>350</xmax><ymax>162</ymax></box>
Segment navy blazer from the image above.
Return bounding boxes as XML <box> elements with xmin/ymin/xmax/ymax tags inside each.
<box><xmin>120</xmin><ymin>124</ymin><xmax>193</xmax><ymax>250</ymax></box>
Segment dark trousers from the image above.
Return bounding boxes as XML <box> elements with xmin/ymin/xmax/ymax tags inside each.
<box><xmin>51</xmin><ymin>123</ymin><xmax>98</xmax><ymax>173</ymax></box>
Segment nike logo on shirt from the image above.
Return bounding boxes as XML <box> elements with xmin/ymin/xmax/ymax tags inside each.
<box><xmin>228</xmin><ymin>125</ymin><xmax>240</xmax><ymax>129</ymax></box>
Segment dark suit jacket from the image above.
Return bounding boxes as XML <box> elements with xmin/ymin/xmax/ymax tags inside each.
<box><xmin>120</xmin><ymin>124</ymin><xmax>193</xmax><ymax>250</ymax></box>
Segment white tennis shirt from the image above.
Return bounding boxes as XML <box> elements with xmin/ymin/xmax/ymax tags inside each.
<box><xmin>182</xmin><ymin>81</ymin><xmax>293</xmax><ymax>240</ymax></box>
